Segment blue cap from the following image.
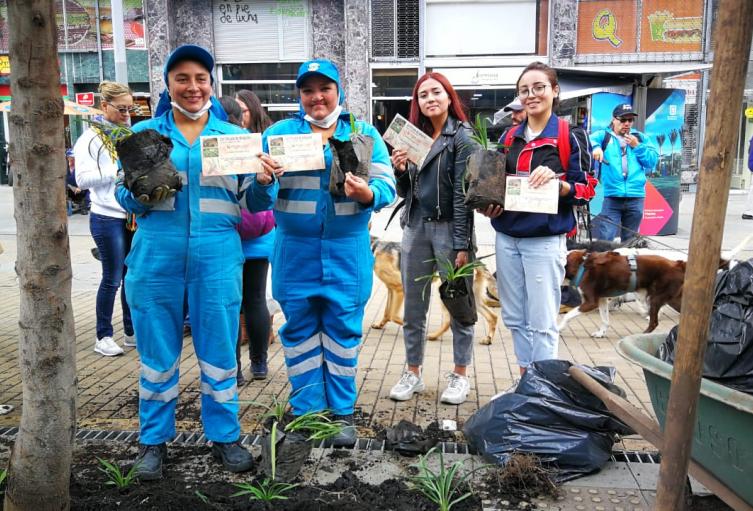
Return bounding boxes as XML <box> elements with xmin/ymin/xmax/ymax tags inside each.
<box><xmin>163</xmin><ymin>44</ymin><xmax>214</xmax><ymax>85</ymax></box>
<box><xmin>296</xmin><ymin>59</ymin><xmax>340</xmax><ymax>88</ymax></box>
<box><xmin>612</xmin><ymin>103</ymin><xmax>637</xmax><ymax>118</ymax></box>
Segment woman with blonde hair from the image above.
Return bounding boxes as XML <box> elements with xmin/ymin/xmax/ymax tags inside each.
<box><xmin>74</xmin><ymin>80</ymin><xmax>137</xmax><ymax>356</ymax></box>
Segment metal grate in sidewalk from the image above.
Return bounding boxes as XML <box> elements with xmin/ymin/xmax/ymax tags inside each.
<box><xmin>0</xmin><ymin>426</ymin><xmax>661</xmax><ymax>462</ymax></box>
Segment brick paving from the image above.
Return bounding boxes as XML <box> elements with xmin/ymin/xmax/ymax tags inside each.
<box><xmin>0</xmin><ymin>246</ymin><xmax>676</xmax><ymax>449</ymax></box>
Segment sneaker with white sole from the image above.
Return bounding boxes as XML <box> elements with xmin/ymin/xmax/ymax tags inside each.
<box><xmin>440</xmin><ymin>372</ymin><xmax>470</xmax><ymax>405</ymax></box>
<box><xmin>94</xmin><ymin>336</ymin><xmax>124</xmax><ymax>356</ymax></box>
<box><xmin>123</xmin><ymin>334</ymin><xmax>137</xmax><ymax>347</ymax></box>
<box><xmin>389</xmin><ymin>370</ymin><xmax>425</xmax><ymax>401</ymax></box>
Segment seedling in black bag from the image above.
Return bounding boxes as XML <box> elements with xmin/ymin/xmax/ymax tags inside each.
<box><xmin>415</xmin><ymin>257</ymin><xmax>483</xmax><ymax>327</ymax></box>
<box><xmin>464</xmin><ymin>114</ymin><xmax>506</xmax><ymax>211</ymax></box>
<box><xmin>329</xmin><ymin>113</ymin><xmax>373</xmax><ymax>196</ymax></box>
<box><xmin>83</xmin><ymin>120</ymin><xmax>183</xmax><ymax>204</ymax></box>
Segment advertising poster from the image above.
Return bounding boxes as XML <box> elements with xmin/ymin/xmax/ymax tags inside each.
<box><xmin>0</xmin><ymin>0</ymin><xmax>146</xmax><ymax>53</ymax></box>
<box><xmin>576</xmin><ymin>0</ymin><xmax>638</xmax><ymax>55</ymax></box>
<box><xmin>640</xmin><ymin>0</ymin><xmax>703</xmax><ymax>53</ymax></box>
<box><xmin>642</xmin><ymin>88</ymin><xmax>686</xmax><ymax>236</ymax></box>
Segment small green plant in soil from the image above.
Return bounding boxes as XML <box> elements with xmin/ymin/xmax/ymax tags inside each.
<box><xmin>408</xmin><ymin>447</ymin><xmax>477</xmax><ymax>511</ymax></box>
<box><xmin>97</xmin><ymin>457</ymin><xmax>140</xmax><ymax>489</ymax></box>
<box><xmin>414</xmin><ymin>257</ymin><xmax>485</xmax><ymax>301</ymax></box>
<box><xmin>469</xmin><ymin>113</ymin><xmax>501</xmax><ymax>151</ymax></box>
<box><xmin>233</xmin><ymin>421</ymin><xmax>299</xmax><ymax>504</ymax></box>
<box><xmin>285</xmin><ymin>410</ymin><xmax>345</xmax><ymax>441</ymax></box>
<box><xmin>0</xmin><ymin>467</ymin><xmax>7</xmax><ymax>494</ymax></box>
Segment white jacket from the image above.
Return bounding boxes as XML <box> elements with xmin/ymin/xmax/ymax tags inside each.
<box><xmin>73</xmin><ymin>127</ymin><xmax>126</xmax><ymax>218</ymax></box>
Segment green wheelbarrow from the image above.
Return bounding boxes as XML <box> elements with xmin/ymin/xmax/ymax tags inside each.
<box><xmin>614</xmin><ymin>333</ymin><xmax>753</xmax><ymax>509</ymax></box>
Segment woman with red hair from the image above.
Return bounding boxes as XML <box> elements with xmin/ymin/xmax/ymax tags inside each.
<box><xmin>388</xmin><ymin>72</ymin><xmax>478</xmax><ymax>405</ymax></box>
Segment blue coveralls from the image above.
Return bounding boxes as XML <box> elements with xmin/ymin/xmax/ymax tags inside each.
<box><xmin>115</xmin><ymin>111</ymin><xmax>248</xmax><ymax>445</ymax></box>
<box><xmin>248</xmin><ymin>113</ymin><xmax>396</xmax><ymax>416</ymax></box>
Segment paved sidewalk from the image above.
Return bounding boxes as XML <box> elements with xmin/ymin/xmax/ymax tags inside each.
<box><xmin>1</xmin><ymin>185</ymin><xmax>751</xmax><ymax>448</ymax></box>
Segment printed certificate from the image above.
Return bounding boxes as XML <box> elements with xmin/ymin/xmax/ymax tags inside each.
<box><xmin>200</xmin><ymin>133</ymin><xmax>263</xmax><ymax>176</ymax></box>
<box><xmin>504</xmin><ymin>176</ymin><xmax>559</xmax><ymax>214</ymax></box>
<box><xmin>267</xmin><ymin>133</ymin><xmax>325</xmax><ymax>172</ymax></box>
<box><xmin>383</xmin><ymin>113</ymin><xmax>434</xmax><ymax>167</ymax></box>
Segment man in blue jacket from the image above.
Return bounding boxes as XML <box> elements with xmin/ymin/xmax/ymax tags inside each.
<box><xmin>590</xmin><ymin>104</ymin><xmax>658</xmax><ymax>242</ymax></box>
<box><xmin>115</xmin><ymin>45</ymin><xmax>276</xmax><ymax>480</ymax></box>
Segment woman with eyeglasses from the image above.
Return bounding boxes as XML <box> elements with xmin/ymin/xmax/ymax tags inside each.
<box><xmin>74</xmin><ymin>81</ymin><xmax>137</xmax><ymax>357</ymax></box>
<box><xmin>481</xmin><ymin>62</ymin><xmax>592</xmax><ymax>375</ymax></box>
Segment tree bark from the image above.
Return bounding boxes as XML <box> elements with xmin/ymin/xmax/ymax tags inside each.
<box><xmin>5</xmin><ymin>1</ymin><xmax>77</xmax><ymax>510</ymax></box>
<box><xmin>654</xmin><ymin>0</ymin><xmax>753</xmax><ymax>509</ymax></box>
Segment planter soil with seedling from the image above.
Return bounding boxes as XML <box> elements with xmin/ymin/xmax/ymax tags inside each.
<box><xmin>115</xmin><ymin>128</ymin><xmax>183</xmax><ymax>202</ymax></box>
<box><xmin>329</xmin><ymin>116</ymin><xmax>373</xmax><ymax>196</ymax></box>
<box><xmin>418</xmin><ymin>258</ymin><xmax>482</xmax><ymax>327</ymax></box>
<box><xmin>463</xmin><ymin>114</ymin><xmax>506</xmax><ymax>211</ymax></box>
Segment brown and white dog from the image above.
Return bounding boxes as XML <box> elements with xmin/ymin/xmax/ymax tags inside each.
<box><xmin>559</xmin><ymin>233</ymin><xmax>753</xmax><ymax>338</ymax></box>
<box><xmin>370</xmin><ymin>237</ymin><xmax>500</xmax><ymax>344</ymax></box>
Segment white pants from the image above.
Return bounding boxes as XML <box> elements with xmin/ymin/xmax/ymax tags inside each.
<box><xmin>745</xmin><ymin>175</ymin><xmax>753</xmax><ymax>215</ymax></box>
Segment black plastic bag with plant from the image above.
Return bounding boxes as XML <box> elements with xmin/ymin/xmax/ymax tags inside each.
<box><xmin>329</xmin><ymin>114</ymin><xmax>373</xmax><ymax>197</ymax></box>
<box><xmin>463</xmin><ymin>114</ymin><xmax>506</xmax><ymax>211</ymax></box>
<box><xmin>86</xmin><ymin>121</ymin><xmax>183</xmax><ymax>204</ymax></box>
<box><xmin>416</xmin><ymin>257</ymin><xmax>483</xmax><ymax>326</ymax></box>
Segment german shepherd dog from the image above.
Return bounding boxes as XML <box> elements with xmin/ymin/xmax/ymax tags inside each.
<box><xmin>370</xmin><ymin>236</ymin><xmax>501</xmax><ymax>345</ymax></box>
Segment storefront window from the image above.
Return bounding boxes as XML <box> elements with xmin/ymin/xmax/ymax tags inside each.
<box><xmin>221</xmin><ymin>63</ymin><xmax>301</xmax><ymax>81</ymax></box>
<box><xmin>457</xmin><ymin>88</ymin><xmax>517</xmax><ymax>141</ymax></box>
<box><xmin>371</xmin><ymin>68</ymin><xmax>418</xmax><ymax>135</ymax></box>
<box><xmin>219</xmin><ymin>63</ymin><xmax>302</xmax><ymax>122</ymax></box>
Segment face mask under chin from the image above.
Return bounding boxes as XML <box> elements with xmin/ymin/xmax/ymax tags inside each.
<box><xmin>171</xmin><ymin>99</ymin><xmax>212</xmax><ymax>121</ymax></box>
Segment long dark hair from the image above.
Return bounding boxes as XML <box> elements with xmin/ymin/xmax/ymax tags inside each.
<box><xmin>219</xmin><ymin>96</ymin><xmax>243</xmax><ymax>127</ymax></box>
<box><xmin>408</xmin><ymin>72</ymin><xmax>468</xmax><ymax>137</ymax></box>
<box><xmin>235</xmin><ymin>89</ymin><xmax>273</xmax><ymax>133</ymax></box>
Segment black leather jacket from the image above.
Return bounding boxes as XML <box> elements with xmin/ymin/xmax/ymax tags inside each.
<box><xmin>395</xmin><ymin>116</ymin><xmax>477</xmax><ymax>251</ymax></box>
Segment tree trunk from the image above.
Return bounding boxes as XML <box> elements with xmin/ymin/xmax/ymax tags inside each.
<box><xmin>5</xmin><ymin>2</ymin><xmax>77</xmax><ymax>510</ymax></box>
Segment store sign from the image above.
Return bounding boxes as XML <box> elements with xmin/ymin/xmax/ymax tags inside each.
<box><xmin>75</xmin><ymin>92</ymin><xmax>94</xmax><ymax>106</ymax></box>
<box><xmin>431</xmin><ymin>67</ymin><xmax>523</xmax><ymax>87</ymax></box>
<box><xmin>0</xmin><ymin>55</ymin><xmax>9</xmax><ymax>75</ymax></box>
<box><xmin>576</xmin><ymin>0</ymin><xmax>702</xmax><ymax>55</ymax></box>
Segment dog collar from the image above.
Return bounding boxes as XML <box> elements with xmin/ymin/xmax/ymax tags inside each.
<box><xmin>572</xmin><ymin>262</ymin><xmax>587</xmax><ymax>288</ymax></box>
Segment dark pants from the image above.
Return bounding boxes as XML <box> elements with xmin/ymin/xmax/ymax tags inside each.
<box><xmin>594</xmin><ymin>197</ymin><xmax>645</xmax><ymax>243</ymax></box>
<box><xmin>90</xmin><ymin>212</ymin><xmax>133</xmax><ymax>339</ymax></box>
<box><xmin>237</xmin><ymin>258</ymin><xmax>270</xmax><ymax>369</ymax></box>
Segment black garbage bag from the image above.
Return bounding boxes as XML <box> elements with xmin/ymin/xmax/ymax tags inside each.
<box><xmin>381</xmin><ymin>419</ymin><xmax>438</xmax><ymax>456</ymax></box>
<box><xmin>463</xmin><ymin>360</ymin><xmax>633</xmax><ymax>482</ymax></box>
<box><xmin>261</xmin><ymin>426</ymin><xmax>312</xmax><ymax>482</ymax></box>
<box><xmin>329</xmin><ymin>133</ymin><xmax>373</xmax><ymax>197</ymax></box>
<box><xmin>464</xmin><ymin>149</ymin><xmax>506</xmax><ymax>210</ymax></box>
<box><xmin>659</xmin><ymin>259</ymin><xmax>753</xmax><ymax>393</ymax></box>
<box><xmin>115</xmin><ymin>129</ymin><xmax>183</xmax><ymax>201</ymax></box>
<box><xmin>439</xmin><ymin>276</ymin><xmax>477</xmax><ymax>326</ymax></box>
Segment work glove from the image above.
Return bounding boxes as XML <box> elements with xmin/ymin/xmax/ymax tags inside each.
<box><xmin>135</xmin><ymin>180</ymin><xmax>177</xmax><ymax>205</ymax></box>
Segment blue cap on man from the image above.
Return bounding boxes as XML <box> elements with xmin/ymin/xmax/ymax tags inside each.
<box><xmin>612</xmin><ymin>103</ymin><xmax>638</xmax><ymax>118</ymax></box>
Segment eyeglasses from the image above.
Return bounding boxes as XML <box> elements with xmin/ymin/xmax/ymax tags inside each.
<box><xmin>108</xmin><ymin>104</ymin><xmax>139</xmax><ymax>115</ymax></box>
<box><xmin>617</xmin><ymin>117</ymin><xmax>635</xmax><ymax>123</ymax></box>
<box><xmin>517</xmin><ymin>83</ymin><xmax>551</xmax><ymax>99</ymax></box>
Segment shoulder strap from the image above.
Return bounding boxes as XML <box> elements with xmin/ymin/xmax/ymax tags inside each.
<box><xmin>503</xmin><ymin>125</ymin><xmax>519</xmax><ymax>150</ymax></box>
<box><xmin>601</xmin><ymin>131</ymin><xmax>612</xmax><ymax>152</ymax></box>
<box><xmin>557</xmin><ymin>118</ymin><xmax>571</xmax><ymax>170</ymax></box>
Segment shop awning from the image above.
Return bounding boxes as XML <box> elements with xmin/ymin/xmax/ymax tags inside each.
<box><xmin>556</xmin><ymin>63</ymin><xmax>712</xmax><ymax>77</ymax></box>
<box><xmin>558</xmin><ymin>75</ymin><xmax>633</xmax><ymax>101</ymax></box>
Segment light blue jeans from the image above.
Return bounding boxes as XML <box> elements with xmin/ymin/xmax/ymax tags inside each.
<box><xmin>495</xmin><ymin>232</ymin><xmax>566</xmax><ymax>368</ymax></box>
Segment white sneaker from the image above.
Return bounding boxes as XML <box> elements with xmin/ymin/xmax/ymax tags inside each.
<box><xmin>94</xmin><ymin>336</ymin><xmax>124</xmax><ymax>356</ymax></box>
<box><xmin>123</xmin><ymin>334</ymin><xmax>137</xmax><ymax>347</ymax></box>
<box><xmin>389</xmin><ymin>371</ymin><xmax>425</xmax><ymax>401</ymax></box>
<box><xmin>440</xmin><ymin>372</ymin><xmax>470</xmax><ymax>405</ymax></box>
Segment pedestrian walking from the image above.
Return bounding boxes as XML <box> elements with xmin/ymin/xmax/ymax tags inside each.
<box><xmin>387</xmin><ymin>72</ymin><xmax>478</xmax><ymax>405</ymax></box>
<box><xmin>74</xmin><ymin>81</ymin><xmax>136</xmax><ymax>357</ymax></box>
<box><xmin>590</xmin><ymin>104</ymin><xmax>658</xmax><ymax>241</ymax></box>
<box><xmin>743</xmin><ymin>134</ymin><xmax>753</xmax><ymax>220</ymax></box>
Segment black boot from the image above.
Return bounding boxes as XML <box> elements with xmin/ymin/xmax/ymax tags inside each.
<box><xmin>133</xmin><ymin>443</ymin><xmax>167</xmax><ymax>481</ymax></box>
<box><xmin>331</xmin><ymin>414</ymin><xmax>357</xmax><ymax>447</ymax></box>
<box><xmin>211</xmin><ymin>440</ymin><xmax>254</xmax><ymax>473</ymax></box>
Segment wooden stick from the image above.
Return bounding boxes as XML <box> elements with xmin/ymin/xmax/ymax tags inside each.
<box><xmin>568</xmin><ymin>367</ymin><xmax>753</xmax><ymax>511</ymax></box>
<box><xmin>655</xmin><ymin>1</ymin><xmax>753</xmax><ymax>509</ymax></box>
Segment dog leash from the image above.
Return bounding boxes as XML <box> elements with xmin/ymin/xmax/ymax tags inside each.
<box><xmin>589</xmin><ymin>214</ymin><xmax>690</xmax><ymax>255</ymax></box>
